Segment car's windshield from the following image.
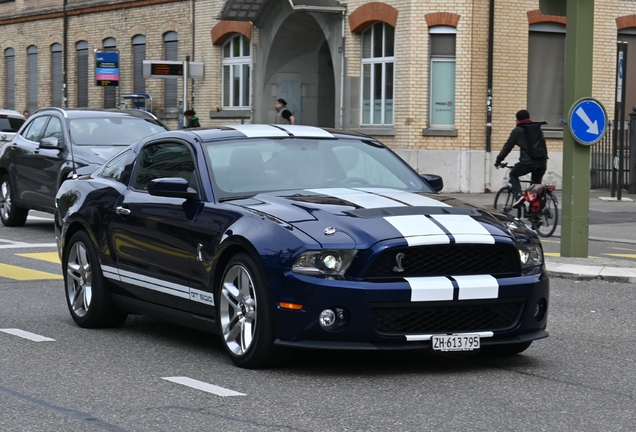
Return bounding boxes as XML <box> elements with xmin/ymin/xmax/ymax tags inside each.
<box><xmin>70</xmin><ymin>117</ymin><xmax>166</xmax><ymax>145</ymax></box>
<box><xmin>204</xmin><ymin>138</ymin><xmax>433</xmax><ymax>198</ymax></box>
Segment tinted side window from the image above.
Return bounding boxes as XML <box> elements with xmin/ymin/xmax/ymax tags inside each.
<box><xmin>42</xmin><ymin>117</ymin><xmax>64</xmax><ymax>145</ymax></box>
<box><xmin>100</xmin><ymin>149</ymin><xmax>136</xmax><ymax>184</ymax></box>
<box><xmin>0</xmin><ymin>117</ymin><xmax>24</xmax><ymax>132</ymax></box>
<box><xmin>23</xmin><ymin>116</ymin><xmax>49</xmax><ymax>142</ymax></box>
<box><xmin>132</xmin><ymin>142</ymin><xmax>195</xmax><ymax>191</ymax></box>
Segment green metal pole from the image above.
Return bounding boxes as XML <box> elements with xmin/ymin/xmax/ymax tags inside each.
<box><xmin>560</xmin><ymin>0</ymin><xmax>594</xmax><ymax>257</ymax></box>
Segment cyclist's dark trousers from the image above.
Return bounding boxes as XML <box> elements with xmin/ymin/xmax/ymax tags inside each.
<box><xmin>509</xmin><ymin>162</ymin><xmax>547</xmax><ymax>196</ymax></box>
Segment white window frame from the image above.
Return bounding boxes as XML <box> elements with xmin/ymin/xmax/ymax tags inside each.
<box><xmin>222</xmin><ymin>34</ymin><xmax>252</xmax><ymax>108</ymax></box>
<box><xmin>360</xmin><ymin>22</ymin><xmax>395</xmax><ymax>126</ymax></box>
<box><xmin>428</xmin><ymin>26</ymin><xmax>456</xmax><ymax>129</ymax></box>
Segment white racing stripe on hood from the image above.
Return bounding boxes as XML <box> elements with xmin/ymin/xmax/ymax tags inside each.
<box><xmin>407</xmin><ymin>275</ymin><xmax>500</xmax><ymax>302</ymax></box>
<box><xmin>308</xmin><ymin>188</ymin><xmax>405</xmax><ymax>208</ymax></box>
<box><xmin>384</xmin><ymin>215</ymin><xmax>449</xmax><ymax>246</ymax></box>
<box><xmin>354</xmin><ymin>188</ymin><xmax>450</xmax><ymax>207</ymax></box>
<box><xmin>430</xmin><ymin>214</ymin><xmax>495</xmax><ymax>244</ymax></box>
<box><xmin>406</xmin><ymin>277</ymin><xmax>454</xmax><ymax>301</ymax></box>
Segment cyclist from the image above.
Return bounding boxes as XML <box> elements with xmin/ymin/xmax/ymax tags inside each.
<box><xmin>494</xmin><ymin>109</ymin><xmax>548</xmax><ymax>208</ymax></box>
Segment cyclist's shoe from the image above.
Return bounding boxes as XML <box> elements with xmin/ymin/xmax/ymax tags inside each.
<box><xmin>512</xmin><ymin>194</ymin><xmax>525</xmax><ymax>208</ymax></box>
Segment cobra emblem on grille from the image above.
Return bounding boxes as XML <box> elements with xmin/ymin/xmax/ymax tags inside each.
<box><xmin>393</xmin><ymin>252</ymin><xmax>405</xmax><ymax>273</ymax></box>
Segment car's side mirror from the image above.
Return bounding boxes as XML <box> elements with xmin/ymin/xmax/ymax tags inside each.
<box><xmin>421</xmin><ymin>174</ymin><xmax>444</xmax><ymax>192</ymax></box>
<box><xmin>148</xmin><ymin>177</ymin><xmax>199</xmax><ymax>200</ymax></box>
<box><xmin>39</xmin><ymin>137</ymin><xmax>63</xmax><ymax>149</ymax></box>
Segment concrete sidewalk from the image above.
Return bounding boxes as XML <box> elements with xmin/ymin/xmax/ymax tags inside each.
<box><xmin>446</xmin><ymin>188</ymin><xmax>636</xmax><ymax>283</ymax></box>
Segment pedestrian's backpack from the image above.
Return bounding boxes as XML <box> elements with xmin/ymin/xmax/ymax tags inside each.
<box><xmin>522</xmin><ymin>122</ymin><xmax>548</xmax><ymax>161</ymax></box>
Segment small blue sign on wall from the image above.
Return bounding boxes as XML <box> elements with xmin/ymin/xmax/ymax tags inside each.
<box><xmin>568</xmin><ymin>98</ymin><xmax>607</xmax><ymax>146</ymax></box>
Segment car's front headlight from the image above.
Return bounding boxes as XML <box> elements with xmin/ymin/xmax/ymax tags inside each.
<box><xmin>292</xmin><ymin>250</ymin><xmax>357</xmax><ymax>276</ymax></box>
<box><xmin>519</xmin><ymin>243</ymin><xmax>544</xmax><ymax>275</ymax></box>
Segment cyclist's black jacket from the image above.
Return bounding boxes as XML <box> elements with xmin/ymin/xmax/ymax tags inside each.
<box><xmin>496</xmin><ymin>122</ymin><xmax>548</xmax><ymax>165</ymax></box>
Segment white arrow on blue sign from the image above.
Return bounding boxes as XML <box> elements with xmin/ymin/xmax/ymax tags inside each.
<box><xmin>568</xmin><ymin>98</ymin><xmax>607</xmax><ymax>146</ymax></box>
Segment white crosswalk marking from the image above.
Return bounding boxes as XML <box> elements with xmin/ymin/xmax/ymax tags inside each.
<box><xmin>162</xmin><ymin>377</ymin><xmax>246</xmax><ymax>397</ymax></box>
<box><xmin>0</xmin><ymin>328</ymin><xmax>55</xmax><ymax>342</ymax></box>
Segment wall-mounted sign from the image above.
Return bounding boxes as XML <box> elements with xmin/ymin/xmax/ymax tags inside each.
<box><xmin>95</xmin><ymin>51</ymin><xmax>119</xmax><ymax>87</ymax></box>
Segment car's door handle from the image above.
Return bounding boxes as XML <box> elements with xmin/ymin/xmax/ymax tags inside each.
<box><xmin>115</xmin><ymin>206</ymin><xmax>131</xmax><ymax>216</ymax></box>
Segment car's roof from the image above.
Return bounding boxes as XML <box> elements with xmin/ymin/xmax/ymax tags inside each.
<box><xmin>187</xmin><ymin>124</ymin><xmax>377</xmax><ymax>142</ymax></box>
<box><xmin>34</xmin><ymin>107</ymin><xmax>162</xmax><ymax>121</ymax></box>
<box><xmin>0</xmin><ymin>109</ymin><xmax>25</xmax><ymax>119</ymax></box>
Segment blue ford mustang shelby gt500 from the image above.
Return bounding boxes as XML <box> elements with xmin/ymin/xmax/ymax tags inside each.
<box><xmin>55</xmin><ymin>125</ymin><xmax>548</xmax><ymax>368</ymax></box>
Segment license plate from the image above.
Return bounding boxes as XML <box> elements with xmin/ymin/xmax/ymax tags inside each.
<box><xmin>431</xmin><ymin>334</ymin><xmax>480</xmax><ymax>352</ymax></box>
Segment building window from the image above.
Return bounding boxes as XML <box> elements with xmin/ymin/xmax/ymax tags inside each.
<box><xmin>618</xmin><ymin>29</ymin><xmax>636</xmax><ymax>121</ymax></box>
<box><xmin>132</xmin><ymin>35</ymin><xmax>147</xmax><ymax>94</ymax></box>
<box><xmin>429</xmin><ymin>26</ymin><xmax>456</xmax><ymax>128</ymax></box>
<box><xmin>222</xmin><ymin>34</ymin><xmax>251</xmax><ymax>108</ymax></box>
<box><xmin>27</xmin><ymin>45</ymin><xmax>38</xmax><ymax>113</ymax></box>
<box><xmin>51</xmin><ymin>44</ymin><xmax>63</xmax><ymax>107</ymax></box>
<box><xmin>361</xmin><ymin>22</ymin><xmax>395</xmax><ymax>125</ymax></box>
<box><xmin>4</xmin><ymin>48</ymin><xmax>15</xmax><ymax>110</ymax></box>
<box><xmin>76</xmin><ymin>41</ymin><xmax>89</xmax><ymax>107</ymax></box>
<box><xmin>528</xmin><ymin>23</ymin><xmax>565</xmax><ymax>129</ymax></box>
<box><xmin>163</xmin><ymin>32</ymin><xmax>178</xmax><ymax>110</ymax></box>
<box><xmin>103</xmin><ymin>38</ymin><xmax>117</xmax><ymax>108</ymax></box>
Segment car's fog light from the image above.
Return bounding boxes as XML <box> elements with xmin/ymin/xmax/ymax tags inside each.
<box><xmin>319</xmin><ymin>308</ymin><xmax>349</xmax><ymax>331</ymax></box>
<box><xmin>534</xmin><ymin>298</ymin><xmax>548</xmax><ymax>321</ymax></box>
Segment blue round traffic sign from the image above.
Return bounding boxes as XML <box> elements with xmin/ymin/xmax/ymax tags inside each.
<box><xmin>568</xmin><ymin>98</ymin><xmax>607</xmax><ymax>146</ymax></box>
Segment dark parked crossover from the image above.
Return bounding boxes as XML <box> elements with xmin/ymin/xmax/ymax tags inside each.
<box><xmin>55</xmin><ymin>125</ymin><xmax>549</xmax><ymax>368</ymax></box>
<box><xmin>0</xmin><ymin>108</ymin><xmax>168</xmax><ymax>226</ymax></box>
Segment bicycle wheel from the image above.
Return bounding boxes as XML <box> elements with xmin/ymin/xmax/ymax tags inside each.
<box><xmin>493</xmin><ymin>186</ymin><xmax>521</xmax><ymax>218</ymax></box>
<box><xmin>533</xmin><ymin>191</ymin><xmax>559</xmax><ymax>237</ymax></box>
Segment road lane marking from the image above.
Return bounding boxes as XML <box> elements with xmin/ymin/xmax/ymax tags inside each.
<box><xmin>604</xmin><ymin>253</ymin><xmax>636</xmax><ymax>259</ymax></box>
<box><xmin>162</xmin><ymin>377</ymin><xmax>246</xmax><ymax>397</ymax></box>
<box><xmin>17</xmin><ymin>252</ymin><xmax>61</xmax><ymax>264</ymax></box>
<box><xmin>544</xmin><ymin>253</ymin><xmax>597</xmax><ymax>258</ymax></box>
<box><xmin>0</xmin><ymin>263</ymin><xmax>62</xmax><ymax>280</ymax></box>
<box><xmin>0</xmin><ymin>242</ymin><xmax>57</xmax><ymax>249</ymax></box>
<box><xmin>0</xmin><ymin>328</ymin><xmax>55</xmax><ymax>341</ymax></box>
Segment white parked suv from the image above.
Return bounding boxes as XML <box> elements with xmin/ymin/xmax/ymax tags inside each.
<box><xmin>0</xmin><ymin>110</ymin><xmax>26</xmax><ymax>144</ymax></box>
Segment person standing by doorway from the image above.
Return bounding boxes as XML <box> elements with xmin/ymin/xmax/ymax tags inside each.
<box><xmin>274</xmin><ymin>99</ymin><xmax>296</xmax><ymax>125</ymax></box>
<box><xmin>184</xmin><ymin>110</ymin><xmax>200</xmax><ymax>128</ymax></box>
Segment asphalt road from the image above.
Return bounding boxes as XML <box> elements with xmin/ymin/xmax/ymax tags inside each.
<box><xmin>1</xmin><ymin>215</ymin><xmax>636</xmax><ymax>431</ymax></box>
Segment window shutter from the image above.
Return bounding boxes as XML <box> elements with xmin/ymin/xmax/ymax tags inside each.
<box><xmin>5</xmin><ymin>49</ymin><xmax>15</xmax><ymax>110</ymax></box>
<box><xmin>51</xmin><ymin>44</ymin><xmax>63</xmax><ymax>107</ymax></box>
<box><xmin>77</xmin><ymin>42</ymin><xmax>89</xmax><ymax>107</ymax></box>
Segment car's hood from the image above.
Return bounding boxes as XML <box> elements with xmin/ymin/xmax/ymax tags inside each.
<box><xmin>227</xmin><ymin>188</ymin><xmax>521</xmax><ymax>248</ymax></box>
<box><xmin>73</xmin><ymin>144</ymin><xmax>128</xmax><ymax>165</ymax></box>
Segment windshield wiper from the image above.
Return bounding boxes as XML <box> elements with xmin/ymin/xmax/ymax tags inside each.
<box><xmin>218</xmin><ymin>195</ymin><xmax>257</xmax><ymax>202</ymax></box>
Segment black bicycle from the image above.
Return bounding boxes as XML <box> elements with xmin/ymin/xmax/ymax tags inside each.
<box><xmin>493</xmin><ymin>162</ymin><xmax>559</xmax><ymax>237</ymax></box>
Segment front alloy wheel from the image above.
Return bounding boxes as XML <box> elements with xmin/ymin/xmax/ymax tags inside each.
<box><xmin>218</xmin><ymin>253</ymin><xmax>285</xmax><ymax>368</ymax></box>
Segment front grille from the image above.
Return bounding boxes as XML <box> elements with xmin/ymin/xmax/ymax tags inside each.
<box><xmin>365</xmin><ymin>243</ymin><xmax>519</xmax><ymax>279</ymax></box>
<box><xmin>371</xmin><ymin>300</ymin><xmax>525</xmax><ymax>335</ymax></box>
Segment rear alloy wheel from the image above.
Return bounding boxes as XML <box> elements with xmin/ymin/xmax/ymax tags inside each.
<box><xmin>218</xmin><ymin>253</ymin><xmax>285</xmax><ymax>368</ymax></box>
<box><xmin>0</xmin><ymin>174</ymin><xmax>28</xmax><ymax>227</ymax></box>
<box><xmin>63</xmin><ymin>230</ymin><xmax>127</xmax><ymax>328</ymax></box>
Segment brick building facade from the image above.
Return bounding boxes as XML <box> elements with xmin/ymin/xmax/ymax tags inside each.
<box><xmin>2</xmin><ymin>0</ymin><xmax>636</xmax><ymax>191</ymax></box>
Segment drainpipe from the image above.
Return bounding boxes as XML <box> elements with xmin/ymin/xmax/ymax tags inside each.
<box><xmin>339</xmin><ymin>11</ymin><xmax>345</xmax><ymax>130</ymax></box>
<box><xmin>484</xmin><ymin>0</ymin><xmax>495</xmax><ymax>192</ymax></box>
<box><xmin>63</xmin><ymin>0</ymin><xmax>68</xmax><ymax>108</ymax></box>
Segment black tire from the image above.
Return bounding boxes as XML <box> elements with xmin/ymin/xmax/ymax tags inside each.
<box><xmin>480</xmin><ymin>341</ymin><xmax>532</xmax><ymax>356</ymax></box>
<box><xmin>217</xmin><ymin>253</ymin><xmax>286</xmax><ymax>368</ymax></box>
<box><xmin>63</xmin><ymin>230</ymin><xmax>128</xmax><ymax>328</ymax></box>
<box><xmin>0</xmin><ymin>174</ymin><xmax>28</xmax><ymax>227</ymax></box>
<box><xmin>493</xmin><ymin>186</ymin><xmax>521</xmax><ymax>218</ymax></box>
<box><xmin>533</xmin><ymin>192</ymin><xmax>559</xmax><ymax>237</ymax></box>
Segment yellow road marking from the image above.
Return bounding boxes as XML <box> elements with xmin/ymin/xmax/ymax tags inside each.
<box><xmin>607</xmin><ymin>247</ymin><xmax>636</xmax><ymax>252</ymax></box>
<box><xmin>0</xmin><ymin>263</ymin><xmax>62</xmax><ymax>280</ymax></box>
<box><xmin>17</xmin><ymin>252</ymin><xmax>61</xmax><ymax>264</ymax></box>
<box><xmin>544</xmin><ymin>252</ymin><xmax>597</xmax><ymax>258</ymax></box>
<box><xmin>604</xmin><ymin>253</ymin><xmax>636</xmax><ymax>259</ymax></box>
